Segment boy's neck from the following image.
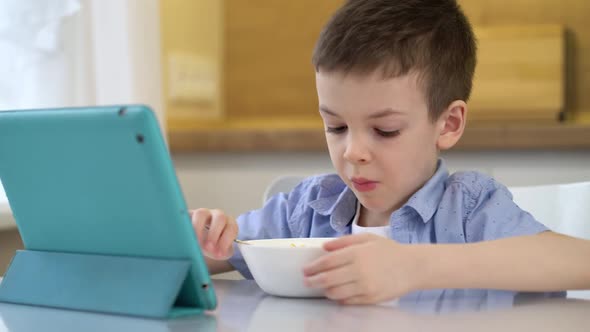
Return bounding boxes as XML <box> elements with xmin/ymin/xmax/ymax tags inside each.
<box><xmin>358</xmin><ymin>205</ymin><xmax>391</xmax><ymax>227</ymax></box>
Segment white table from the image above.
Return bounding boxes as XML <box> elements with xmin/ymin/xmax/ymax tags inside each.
<box><xmin>0</xmin><ymin>279</ymin><xmax>589</xmax><ymax>332</ymax></box>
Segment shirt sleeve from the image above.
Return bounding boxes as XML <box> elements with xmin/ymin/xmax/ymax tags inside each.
<box><xmin>464</xmin><ymin>179</ymin><xmax>549</xmax><ymax>243</ymax></box>
<box><xmin>227</xmin><ymin>181</ymin><xmax>309</xmax><ymax>279</ymax></box>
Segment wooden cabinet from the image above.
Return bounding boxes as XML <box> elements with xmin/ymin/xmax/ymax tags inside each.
<box><xmin>162</xmin><ymin>0</ymin><xmax>590</xmax><ymax>152</ymax></box>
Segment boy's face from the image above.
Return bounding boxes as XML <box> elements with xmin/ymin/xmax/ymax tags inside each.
<box><xmin>316</xmin><ymin>70</ymin><xmax>445</xmax><ymax>215</ymax></box>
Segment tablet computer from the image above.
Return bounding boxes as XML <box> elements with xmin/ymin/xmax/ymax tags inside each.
<box><xmin>0</xmin><ymin>105</ymin><xmax>216</xmax><ymax>314</ymax></box>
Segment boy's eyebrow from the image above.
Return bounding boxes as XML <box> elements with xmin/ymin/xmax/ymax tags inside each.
<box><xmin>319</xmin><ymin>105</ymin><xmax>405</xmax><ymax>118</ymax></box>
<box><xmin>319</xmin><ymin>105</ymin><xmax>340</xmax><ymax>117</ymax></box>
<box><xmin>368</xmin><ymin>108</ymin><xmax>405</xmax><ymax>119</ymax></box>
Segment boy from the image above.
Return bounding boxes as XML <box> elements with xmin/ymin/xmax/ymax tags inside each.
<box><xmin>192</xmin><ymin>0</ymin><xmax>590</xmax><ymax>304</ymax></box>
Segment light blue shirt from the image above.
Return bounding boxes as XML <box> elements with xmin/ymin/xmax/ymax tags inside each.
<box><xmin>229</xmin><ymin>159</ymin><xmax>564</xmax><ymax>302</ymax></box>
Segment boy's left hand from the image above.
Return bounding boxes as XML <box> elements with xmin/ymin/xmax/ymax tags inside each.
<box><xmin>303</xmin><ymin>233</ymin><xmax>418</xmax><ymax>305</ymax></box>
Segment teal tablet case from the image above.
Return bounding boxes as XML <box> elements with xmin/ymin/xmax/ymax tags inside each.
<box><xmin>0</xmin><ymin>105</ymin><xmax>216</xmax><ymax>318</ymax></box>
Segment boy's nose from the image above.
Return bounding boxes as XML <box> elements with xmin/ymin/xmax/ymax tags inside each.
<box><xmin>343</xmin><ymin>137</ymin><xmax>371</xmax><ymax>164</ymax></box>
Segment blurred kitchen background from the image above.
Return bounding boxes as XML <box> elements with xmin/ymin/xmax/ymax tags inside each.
<box><xmin>1</xmin><ymin>0</ymin><xmax>590</xmax><ymax>274</ymax></box>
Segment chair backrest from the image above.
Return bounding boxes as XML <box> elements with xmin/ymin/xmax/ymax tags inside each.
<box><xmin>509</xmin><ymin>181</ymin><xmax>590</xmax><ymax>240</ymax></box>
<box><xmin>262</xmin><ymin>175</ymin><xmax>305</xmax><ymax>205</ymax></box>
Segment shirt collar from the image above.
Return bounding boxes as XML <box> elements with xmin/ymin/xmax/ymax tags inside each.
<box><xmin>308</xmin><ymin>185</ymin><xmax>357</xmax><ymax>233</ymax></box>
<box><xmin>404</xmin><ymin>159</ymin><xmax>449</xmax><ymax>223</ymax></box>
<box><xmin>308</xmin><ymin>159</ymin><xmax>449</xmax><ymax>231</ymax></box>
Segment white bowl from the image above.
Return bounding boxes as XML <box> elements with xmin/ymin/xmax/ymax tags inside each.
<box><xmin>237</xmin><ymin>238</ymin><xmax>332</xmax><ymax>297</ymax></box>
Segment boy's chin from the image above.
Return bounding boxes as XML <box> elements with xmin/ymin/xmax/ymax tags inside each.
<box><xmin>358</xmin><ymin>197</ymin><xmax>401</xmax><ymax>214</ymax></box>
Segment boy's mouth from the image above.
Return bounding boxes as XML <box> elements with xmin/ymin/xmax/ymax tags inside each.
<box><xmin>351</xmin><ymin>177</ymin><xmax>378</xmax><ymax>192</ymax></box>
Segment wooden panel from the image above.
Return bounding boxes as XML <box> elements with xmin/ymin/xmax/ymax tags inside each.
<box><xmin>459</xmin><ymin>0</ymin><xmax>590</xmax><ymax>118</ymax></box>
<box><xmin>161</xmin><ymin>0</ymin><xmax>224</xmax><ymax>125</ymax></box>
<box><xmin>469</xmin><ymin>25</ymin><xmax>564</xmax><ymax>122</ymax></box>
<box><xmin>225</xmin><ymin>1</ymin><xmax>565</xmax><ymax>123</ymax></box>
<box><xmin>224</xmin><ymin>0</ymin><xmax>343</xmax><ymax>119</ymax></box>
<box><xmin>169</xmin><ymin>121</ymin><xmax>590</xmax><ymax>152</ymax></box>
<box><xmin>167</xmin><ymin>0</ymin><xmax>590</xmax><ymax>152</ymax></box>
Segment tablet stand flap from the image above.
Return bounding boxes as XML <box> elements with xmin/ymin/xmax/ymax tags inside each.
<box><xmin>0</xmin><ymin>250</ymin><xmax>194</xmax><ymax>319</ymax></box>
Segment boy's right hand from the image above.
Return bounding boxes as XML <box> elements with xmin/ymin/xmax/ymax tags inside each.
<box><xmin>191</xmin><ymin>208</ymin><xmax>238</xmax><ymax>260</ymax></box>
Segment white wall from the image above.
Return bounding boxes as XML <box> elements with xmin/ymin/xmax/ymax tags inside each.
<box><xmin>173</xmin><ymin>150</ymin><xmax>590</xmax><ymax>217</ymax></box>
<box><xmin>88</xmin><ymin>0</ymin><xmax>164</xmax><ymax>129</ymax></box>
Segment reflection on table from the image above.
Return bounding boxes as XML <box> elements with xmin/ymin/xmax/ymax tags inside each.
<box><xmin>0</xmin><ymin>279</ymin><xmax>589</xmax><ymax>332</ymax></box>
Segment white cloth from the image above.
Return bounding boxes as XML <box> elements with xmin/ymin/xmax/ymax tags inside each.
<box><xmin>0</xmin><ymin>0</ymin><xmax>80</xmax><ymax>109</ymax></box>
<box><xmin>350</xmin><ymin>201</ymin><xmax>391</xmax><ymax>237</ymax></box>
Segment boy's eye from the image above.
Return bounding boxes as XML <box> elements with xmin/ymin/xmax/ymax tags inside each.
<box><xmin>326</xmin><ymin>126</ymin><xmax>347</xmax><ymax>134</ymax></box>
<box><xmin>375</xmin><ymin>129</ymin><xmax>400</xmax><ymax>137</ymax></box>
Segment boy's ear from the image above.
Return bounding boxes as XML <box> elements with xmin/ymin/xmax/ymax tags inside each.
<box><xmin>436</xmin><ymin>100</ymin><xmax>467</xmax><ymax>150</ymax></box>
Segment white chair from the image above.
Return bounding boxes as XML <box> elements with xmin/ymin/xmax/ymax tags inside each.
<box><xmin>510</xmin><ymin>181</ymin><xmax>590</xmax><ymax>299</ymax></box>
<box><xmin>510</xmin><ymin>181</ymin><xmax>590</xmax><ymax>240</ymax></box>
<box><xmin>262</xmin><ymin>175</ymin><xmax>306</xmax><ymax>205</ymax></box>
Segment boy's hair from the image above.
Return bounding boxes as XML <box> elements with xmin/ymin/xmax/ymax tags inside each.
<box><xmin>312</xmin><ymin>0</ymin><xmax>476</xmax><ymax>121</ymax></box>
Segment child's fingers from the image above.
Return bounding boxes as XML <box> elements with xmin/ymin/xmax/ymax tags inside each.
<box><xmin>216</xmin><ymin>222</ymin><xmax>238</xmax><ymax>258</ymax></box>
<box><xmin>339</xmin><ymin>294</ymin><xmax>372</xmax><ymax>305</ymax></box>
<box><xmin>323</xmin><ymin>233</ymin><xmax>374</xmax><ymax>252</ymax></box>
<box><xmin>191</xmin><ymin>208</ymin><xmax>212</xmax><ymax>245</ymax></box>
<box><xmin>205</xmin><ymin>209</ymin><xmax>228</xmax><ymax>249</ymax></box>
<box><xmin>304</xmin><ymin>265</ymin><xmax>357</xmax><ymax>290</ymax></box>
<box><xmin>303</xmin><ymin>248</ymin><xmax>352</xmax><ymax>276</ymax></box>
